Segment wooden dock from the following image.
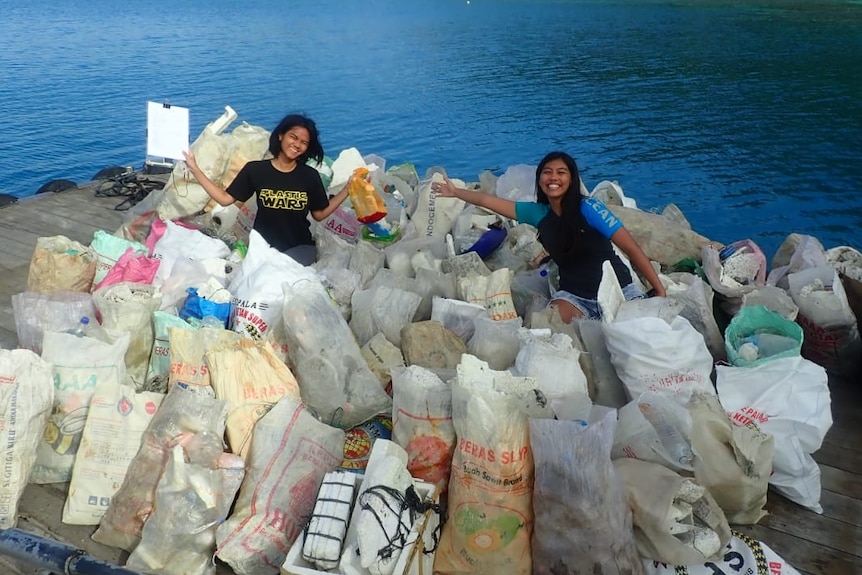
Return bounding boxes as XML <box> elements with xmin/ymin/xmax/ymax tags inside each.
<box><xmin>0</xmin><ymin>181</ymin><xmax>859</xmax><ymax>575</ymax></box>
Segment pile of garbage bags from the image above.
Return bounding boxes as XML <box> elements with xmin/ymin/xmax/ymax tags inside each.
<box><xmin>1</xmin><ymin>109</ymin><xmax>860</xmax><ymax>575</ymax></box>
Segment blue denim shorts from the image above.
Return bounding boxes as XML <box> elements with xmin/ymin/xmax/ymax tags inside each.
<box><xmin>550</xmin><ymin>283</ymin><xmax>645</xmax><ymax>320</ymax></box>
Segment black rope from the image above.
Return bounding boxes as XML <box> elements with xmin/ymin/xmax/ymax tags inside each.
<box><xmin>93</xmin><ymin>171</ymin><xmax>161</xmax><ymax>211</ymax></box>
<box><xmin>355</xmin><ymin>484</ymin><xmax>443</xmax><ymax>561</ymax></box>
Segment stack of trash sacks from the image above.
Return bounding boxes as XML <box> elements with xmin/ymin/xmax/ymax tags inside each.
<box><xmin>1</xmin><ymin>108</ymin><xmax>860</xmax><ymax>575</ymax></box>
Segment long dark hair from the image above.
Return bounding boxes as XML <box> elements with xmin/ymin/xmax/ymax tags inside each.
<box><xmin>268</xmin><ymin>113</ymin><xmax>325</xmax><ymax>165</ymax></box>
<box><xmin>535</xmin><ymin>151</ymin><xmax>585</xmax><ymax>258</ymax></box>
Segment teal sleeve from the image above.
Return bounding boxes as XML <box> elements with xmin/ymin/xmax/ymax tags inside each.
<box><xmin>515</xmin><ymin>202</ymin><xmax>550</xmax><ymax>227</ymax></box>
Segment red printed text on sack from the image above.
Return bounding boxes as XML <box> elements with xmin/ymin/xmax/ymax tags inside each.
<box><xmin>729</xmin><ymin>406</ymin><xmax>769</xmax><ymax>427</ymax></box>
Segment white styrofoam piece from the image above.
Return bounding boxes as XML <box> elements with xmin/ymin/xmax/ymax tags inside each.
<box><xmin>329</xmin><ymin>148</ymin><xmax>368</xmax><ymax>191</ymax></box>
<box><xmin>302</xmin><ymin>470</ymin><xmax>359</xmax><ymax>570</ymax></box>
<box><xmin>357</xmin><ymin>447</ymin><xmax>413</xmax><ymax>575</ymax></box>
<box><xmin>339</xmin><ymin>440</ymin><xmax>412</xmax><ymax>575</ymax></box>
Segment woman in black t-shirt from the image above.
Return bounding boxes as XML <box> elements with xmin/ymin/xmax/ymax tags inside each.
<box><xmin>183</xmin><ymin>113</ymin><xmax>350</xmax><ymax>265</ymax></box>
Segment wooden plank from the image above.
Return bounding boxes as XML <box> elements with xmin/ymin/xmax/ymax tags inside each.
<box><xmin>735</xmin><ymin>524</ymin><xmax>862</xmax><ymax>575</ymax></box>
<box><xmin>820</xmin><ymin>464</ymin><xmax>862</xmax><ymax>500</ymax></box>
<box><xmin>0</xmin><ymin>231</ymin><xmax>38</xmax><ymax>268</ymax></box>
<box><xmin>823</xmin><ymin>421</ymin><xmax>862</xmax><ymax>453</ymax></box>
<box><xmin>759</xmin><ymin>493</ymin><xmax>862</xmax><ymax>558</ymax></box>
<box><xmin>0</xmin><ymin>266</ymin><xmax>29</xmax><ymax>292</ymax></box>
<box><xmin>0</xmin><ymin>553</ymin><xmax>35</xmax><ymax>575</ymax></box>
<box><xmin>822</xmin><ymin>375</ymin><xmax>862</xmax><ymax>453</ymax></box>
<box><xmin>29</xmin><ymin>193</ymin><xmax>125</xmax><ymax>230</ymax></box>
<box><xmin>2</xmin><ymin>209</ymin><xmax>100</xmax><ymax>243</ymax></box>
<box><xmin>819</xmin><ymin>489</ymin><xmax>862</xmax><ymax>528</ymax></box>
<box><xmin>2</xmin><ymin>190</ymin><xmax>121</xmax><ymax>233</ymax></box>
<box><xmin>814</xmin><ymin>442</ymin><xmax>862</xmax><ymax>475</ymax></box>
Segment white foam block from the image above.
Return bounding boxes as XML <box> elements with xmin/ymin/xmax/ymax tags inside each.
<box><xmin>302</xmin><ymin>470</ymin><xmax>359</xmax><ymax>570</ymax></box>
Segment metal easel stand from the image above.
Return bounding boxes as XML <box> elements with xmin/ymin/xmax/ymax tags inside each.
<box><xmin>0</xmin><ymin>529</ymin><xmax>144</xmax><ymax>575</ymax></box>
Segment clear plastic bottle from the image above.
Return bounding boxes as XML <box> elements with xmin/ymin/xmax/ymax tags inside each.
<box><xmin>66</xmin><ymin>316</ymin><xmax>109</xmax><ymax>341</ymax></box>
<box><xmin>66</xmin><ymin>316</ymin><xmax>91</xmax><ymax>337</ymax></box>
<box><xmin>638</xmin><ymin>401</ymin><xmax>694</xmax><ymax>467</ymax></box>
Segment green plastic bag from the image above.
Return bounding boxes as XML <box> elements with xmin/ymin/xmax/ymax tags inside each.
<box><xmin>725</xmin><ymin>305</ymin><xmax>803</xmax><ymax>367</ymax></box>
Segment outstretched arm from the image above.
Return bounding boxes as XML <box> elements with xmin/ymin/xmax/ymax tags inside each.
<box><xmin>610</xmin><ymin>227</ymin><xmax>667</xmax><ymax>296</ymax></box>
<box><xmin>182</xmin><ymin>150</ymin><xmax>237</xmax><ymax>207</ymax></box>
<box><xmin>432</xmin><ymin>177</ymin><xmax>517</xmax><ymax>221</ymax></box>
<box><xmin>311</xmin><ymin>180</ymin><xmax>351</xmax><ymax>221</ymax></box>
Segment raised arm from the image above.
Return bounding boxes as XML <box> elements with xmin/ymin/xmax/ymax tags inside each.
<box><xmin>310</xmin><ymin>180</ymin><xmax>350</xmax><ymax>221</ymax></box>
<box><xmin>182</xmin><ymin>150</ymin><xmax>237</xmax><ymax>207</ymax></box>
<box><xmin>610</xmin><ymin>227</ymin><xmax>667</xmax><ymax>297</ymax></box>
<box><xmin>432</xmin><ymin>177</ymin><xmax>517</xmax><ymax>221</ymax></box>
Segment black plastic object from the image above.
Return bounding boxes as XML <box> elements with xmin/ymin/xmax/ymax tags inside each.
<box><xmin>36</xmin><ymin>179</ymin><xmax>77</xmax><ymax>194</ymax></box>
<box><xmin>92</xmin><ymin>166</ymin><xmax>131</xmax><ymax>181</ymax></box>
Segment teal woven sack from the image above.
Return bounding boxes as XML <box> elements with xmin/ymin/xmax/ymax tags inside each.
<box><xmin>725</xmin><ymin>305</ymin><xmax>803</xmax><ymax>367</ymax></box>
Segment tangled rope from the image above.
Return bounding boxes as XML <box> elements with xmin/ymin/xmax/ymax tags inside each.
<box><xmin>355</xmin><ymin>484</ymin><xmax>443</xmax><ymax>561</ymax></box>
<box><xmin>94</xmin><ymin>171</ymin><xmax>161</xmax><ymax>211</ymax></box>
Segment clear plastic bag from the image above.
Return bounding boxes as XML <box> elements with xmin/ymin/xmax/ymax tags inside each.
<box><xmin>11</xmin><ymin>291</ymin><xmax>97</xmax><ymax>354</ymax></box>
<box><xmin>467</xmin><ymin>315</ymin><xmax>522</xmax><ymax>370</ymax></box>
<box><xmin>93</xmin><ymin>385</ymin><xmax>229</xmax><ymax>551</ymax></box>
<box><xmin>530</xmin><ymin>411</ymin><xmax>643</xmax><ymax>575</ymax></box>
<box><xmin>282</xmin><ymin>280</ymin><xmax>391</xmax><ymax>429</ymax></box>
<box><xmin>349</xmin><ymin>285</ymin><xmax>422</xmax><ymax>347</ymax></box>
<box><xmin>126</xmin><ymin>441</ymin><xmax>245</xmax><ymax>575</ymax></box>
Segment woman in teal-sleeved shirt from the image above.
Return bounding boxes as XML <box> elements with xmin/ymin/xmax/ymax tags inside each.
<box><xmin>432</xmin><ymin>151</ymin><xmax>665</xmax><ymax>322</ymax></box>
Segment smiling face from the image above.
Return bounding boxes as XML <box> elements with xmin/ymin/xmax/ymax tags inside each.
<box><xmin>278</xmin><ymin>126</ymin><xmax>311</xmax><ymax>162</ymax></box>
<box><xmin>538</xmin><ymin>158</ymin><xmax>572</xmax><ymax>201</ymax></box>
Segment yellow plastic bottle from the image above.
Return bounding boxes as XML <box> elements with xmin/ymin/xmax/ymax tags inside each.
<box><xmin>347</xmin><ymin>167</ymin><xmax>387</xmax><ymax>224</ymax></box>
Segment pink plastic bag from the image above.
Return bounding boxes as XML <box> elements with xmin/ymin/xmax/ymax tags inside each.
<box><xmin>93</xmin><ymin>247</ymin><xmax>161</xmax><ymax>291</ymax></box>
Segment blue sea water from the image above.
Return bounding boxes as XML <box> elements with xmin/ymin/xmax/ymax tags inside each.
<box><xmin>1</xmin><ymin>0</ymin><xmax>860</xmax><ymax>258</ymax></box>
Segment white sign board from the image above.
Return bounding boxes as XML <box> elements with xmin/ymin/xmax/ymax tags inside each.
<box><xmin>146</xmin><ymin>101</ymin><xmax>189</xmax><ymax>160</ymax></box>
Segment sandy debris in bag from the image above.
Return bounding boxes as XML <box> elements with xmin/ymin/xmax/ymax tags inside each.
<box><xmin>720</xmin><ymin>252</ymin><xmax>762</xmax><ymax>287</ymax></box>
<box><xmin>798</xmin><ymin>277</ymin><xmax>828</xmax><ymax>297</ymax></box>
<box><xmin>670</xmin><ymin>480</ymin><xmax>723</xmax><ymax>559</ymax></box>
<box><xmin>101</xmin><ymin>283</ymin><xmax>157</xmax><ymax>303</ymax></box>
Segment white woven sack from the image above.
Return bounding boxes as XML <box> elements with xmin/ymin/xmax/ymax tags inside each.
<box><xmin>604</xmin><ymin>315</ymin><xmax>715</xmax><ymax>405</ymax></box>
<box><xmin>715</xmin><ymin>357</ymin><xmax>831</xmax><ymax>513</ymax></box>
<box><xmin>0</xmin><ymin>349</ymin><xmax>54</xmax><ymax>529</ymax></box>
